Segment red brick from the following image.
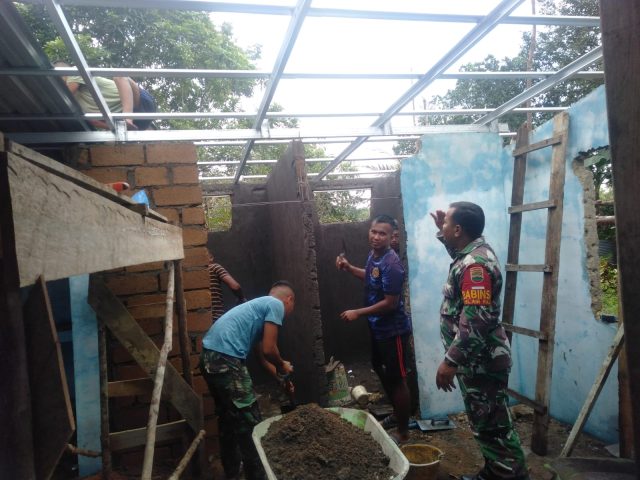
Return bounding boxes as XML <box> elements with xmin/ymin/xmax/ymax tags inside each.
<box><xmin>182</xmin><ymin>206</ymin><xmax>205</xmax><ymax>225</ymax></box>
<box><xmin>104</xmin><ymin>274</ymin><xmax>158</xmax><ymax>296</ymax></box>
<box><xmin>126</xmin><ymin>293</ymin><xmax>167</xmax><ymax>307</ymax></box>
<box><xmin>90</xmin><ymin>144</ymin><xmax>144</xmax><ymax>166</ymax></box>
<box><xmin>185</xmin><ymin>289</ymin><xmax>211</xmax><ymax>309</ymax></box>
<box><xmin>184</xmin><ymin>247</ymin><xmax>209</xmax><ymax>268</ymax></box>
<box><xmin>135</xmin><ymin>166</ymin><xmax>169</xmax><ymax>186</ymax></box>
<box><xmin>128</xmin><ymin>303</ymin><xmax>167</xmax><ymax>320</ymax></box>
<box><xmin>194</xmin><ymin>335</ymin><xmax>203</xmax><ymax>354</ymax></box>
<box><xmin>183</xmin><ymin>227</ymin><xmax>207</xmax><ymax>247</ymax></box>
<box><xmin>111</xmin><ymin>345</ymin><xmax>133</xmax><ymax>364</ymax></box>
<box><xmin>153</xmin><ymin>185</ymin><xmax>203</xmax><ymax>206</ymax></box>
<box><xmin>138</xmin><ymin>318</ymin><xmax>163</xmax><ymax>336</ymax></box>
<box><xmin>193</xmin><ymin>374</ymin><xmax>210</xmax><ymax>395</ymax></box>
<box><xmin>82</xmin><ymin>167</ymin><xmax>129</xmax><ymax>185</ymax></box>
<box><xmin>187</xmin><ymin>311</ymin><xmax>212</xmax><ymax>332</ymax></box>
<box><xmin>172</xmin><ymin>165</ymin><xmax>199</xmax><ymax>184</ymax></box>
<box><xmin>155</xmin><ymin>207</ymin><xmax>180</xmax><ymax>224</ymax></box>
<box><xmin>146</xmin><ymin>143</ymin><xmax>197</xmax><ymax>165</ymax></box>
<box><xmin>126</xmin><ymin>261</ymin><xmax>164</xmax><ymax>273</ymax></box>
<box><xmin>204</xmin><ymin>417</ymin><xmax>219</xmax><ymax>437</ymax></box>
<box><xmin>169</xmin><ymin>354</ymin><xmax>199</xmax><ymax>373</ymax></box>
<box><xmin>161</xmin><ymin>268</ymin><xmax>209</xmax><ymax>291</ymax></box>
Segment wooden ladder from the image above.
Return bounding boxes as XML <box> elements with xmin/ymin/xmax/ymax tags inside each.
<box><xmin>502</xmin><ymin>112</ymin><xmax>569</xmax><ymax>456</ymax></box>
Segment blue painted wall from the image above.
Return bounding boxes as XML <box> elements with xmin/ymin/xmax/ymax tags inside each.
<box><xmin>401</xmin><ymin>86</ymin><xmax>618</xmax><ymax>443</ymax></box>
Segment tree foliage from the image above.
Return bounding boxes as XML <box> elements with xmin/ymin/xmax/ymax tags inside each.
<box><xmin>17</xmin><ymin>4</ymin><xmax>259</xmax><ymax>130</ymax></box>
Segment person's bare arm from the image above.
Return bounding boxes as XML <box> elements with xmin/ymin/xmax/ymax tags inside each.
<box><xmin>113</xmin><ymin>77</ymin><xmax>137</xmax><ymax>129</ymax></box>
<box><xmin>66</xmin><ymin>80</ymin><xmax>80</xmax><ymax>94</ymax></box>
<box><xmin>340</xmin><ymin>293</ymin><xmax>400</xmax><ymax>322</ymax></box>
<box><xmin>221</xmin><ymin>273</ymin><xmax>246</xmax><ymax>302</ymax></box>
<box><xmin>336</xmin><ymin>255</ymin><xmax>365</xmax><ymax>280</ymax></box>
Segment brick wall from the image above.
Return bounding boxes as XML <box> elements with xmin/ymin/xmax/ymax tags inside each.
<box><xmin>76</xmin><ymin>143</ymin><xmax>214</xmax><ymax>465</ymax></box>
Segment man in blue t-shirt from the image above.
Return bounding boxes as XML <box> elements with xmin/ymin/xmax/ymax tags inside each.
<box><xmin>336</xmin><ymin>215</ymin><xmax>412</xmax><ymax>444</ymax></box>
<box><xmin>200</xmin><ymin>281</ymin><xmax>295</xmax><ymax>480</ymax></box>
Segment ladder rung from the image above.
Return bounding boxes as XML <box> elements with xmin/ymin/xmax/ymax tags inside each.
<box><xmin>506</xmin><ymin>264</ymin><xmax>553</xmax><ymax>273</ymax></box>
<box><xmin>507</xmin><ymin>388</ymin><xmax>547</xmax><ymax>414</ymax></box>
<box><xmin>513</xmin><ymin>135</ymin><xmax>563</xmax><ymax>157</ymax></box>
<box><xmin>509</xmin><ymin>200</ymin><xmax>556</xmax><ymax>214</ymax></box>
<box><xmin>109</xmin><ymin>420</ymin><xmax>187</xmax><ymax>452</ymax></box>
<box><xmin>503</xmin><ymin>323</ymin><xmax>548</xmax><ymax>340</ymax></box>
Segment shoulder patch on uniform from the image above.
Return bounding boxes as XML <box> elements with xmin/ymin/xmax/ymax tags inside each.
<box><xmin>461</xmin><ymin>264</ymin><xmax>492</xmax><ymax>306</ymax></box>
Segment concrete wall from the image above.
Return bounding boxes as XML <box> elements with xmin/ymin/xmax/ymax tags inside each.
<box><xmin>314</xmin><ymin>175</ymin><xmax>405</xmax><ymax>363</ymax></box>
<box><xmin>208</xmin><ymin>142</ymin><xmax>327</xmax><ymax>405</ymax></box>
<box><xmin>401</xmin><ymin>86</ymin><xmax>618</xmax><ymax>443</ymax></box>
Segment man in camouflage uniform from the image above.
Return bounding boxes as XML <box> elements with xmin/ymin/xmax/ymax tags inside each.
<box><xmin>200</xmin><ymin>281</ymin><xmax>295</xmax><ymax>480</ymax></box>
<box><xmin>431</xmin><ymin>202</ymin><xmax>529</xmax><ymax>480</ymax></box>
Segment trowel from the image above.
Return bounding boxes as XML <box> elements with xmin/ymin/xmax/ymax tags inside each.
<box><xmin>416</xmin><ymin>417</ymin><xmax>456</xmax><ymax>432</ymax></box>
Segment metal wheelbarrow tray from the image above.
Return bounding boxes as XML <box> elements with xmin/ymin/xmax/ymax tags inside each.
<box><xmin>252</xmin><ymin>407</ymin><xmax>409</xmax><ymax>480</ymax></box>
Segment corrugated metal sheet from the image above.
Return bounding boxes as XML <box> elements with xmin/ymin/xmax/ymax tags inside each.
<box><xmin>0</xmin><ymin>1</ymin><xmax>89</xmax><ymax>133</ymax></box>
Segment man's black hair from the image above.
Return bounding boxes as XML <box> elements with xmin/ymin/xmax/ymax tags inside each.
<box><xmin>271</xmin><ymin>280</ymin><xmax>295</xmax><ymax>293</ymax></box>
<box><xmin>372</xmin><ymin>214</ymin><xmax>398</xmax><ymax>230</ymax></box>
<box><xmin>449</xmin><ymin>201</ymin><xmax>485</xmax><ymax>239</ymax></box>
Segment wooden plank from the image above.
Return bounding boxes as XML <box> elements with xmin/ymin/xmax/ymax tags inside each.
<box><xmin>6</xmin><ymin>140</ymin><xmax>168</xmax><ymax>223</ymax></box>
<box><xmin>6</xmin><ymin>152</ymin><xmax>184</xmax><ymax>287</ymax></box>
<box><xmin>175</xmin><ymin>260</ymin><xmax>193</xmax><ymax>386</ymax></box>
<box><xmin>503</xmin><ymin>323</ymin><xmax>547</xmax><ymax>340</ymax></box>
<box><xmin>88</xmin><ymin>276</ymin><xmax>203</xmax><ymax>434</ymax></box>
<box><xmin>507</xmin><ymin>388</ymin><xmax>547</xmax><ymax>414</ymax></box>
<box><xmin>600</xmin><ymin>0</ymin><xmax>640</xmax><ymax>465</ymax></box>
<box><xmin>98</xmin><ymin>319</ymin><xmax>112</xmax><ymax>478</ymax></box>
<box><xmin>505</xmin><ymin>264</ymin><xmax>553</xmax><ymax>273</ymax></box>
<box><xmin>108</xmin><ymin>378</ymin><xmax>154</xmax><ymax>397</ymax></box>
<box><xmin>508</xmin><ymin>200</ymin><xmax>556</xmax><ymax>214</ymax></box>
<box><xmin>0</xmin><ymin>153</ymin><xmax>36</xmax><ymax>478</ymax></box>
<box><xmin>70</xmin><ymin>275</ymin><xmax>102</xmax><ymax>476</ymax></box>
<box><xmin>560</xmin><ymin>325</ymin><xmax>624</xmax><ymax>457</ymax></box>
<box><xmin>531</xmin><ymin>111</ymin><xmax>569</xmax><ymax>455</ymax></box>
<box><xmin>24</xmin><ymin>276</ymin><xmax>75</xmax><ymax>480</ymax></box>
<box><xmin>502</xmin><ymin>122</ymin><xmax>530</xmax><ymax>339</ymax></box>
<box><xmin>109</xmin><ymin>421</ymin><xmax>187</xmax><ymax>452</ymax></box>
<box><xmin>512</xmin><ymin>135</ymin><xmax>562</xmax><ymax>157</ymax></box>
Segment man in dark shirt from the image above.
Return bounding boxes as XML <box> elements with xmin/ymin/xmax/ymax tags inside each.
<box><xmin>336</xmin><ymin>215</ymin><xmax>412</xmax><ymax>444</ymax></box>
<box><xmin>208</xmin><ymin>250</ymin><xmax>246</xmax><ymax>324</ymax></box>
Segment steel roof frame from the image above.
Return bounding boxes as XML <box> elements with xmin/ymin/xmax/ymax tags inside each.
<box><xmin>3</xmin><ymin>0</ymin><xmax>604</xmax><ymax>181</ymax></box>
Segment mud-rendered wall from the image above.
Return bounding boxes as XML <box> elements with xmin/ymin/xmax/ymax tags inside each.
<box><xmin>209</xmin><ymin>142</ymin><xmax>327</xmax><ymax>404</ymax></box>
<box><xmin>314</xmin><ymin>175</ymin><xmax>405</xmax><ymax>363</ymax></box>
<box><xmin>401</xmin><ymin>86</ymin><xmax>618</xmax><ymax>443</ymax></box>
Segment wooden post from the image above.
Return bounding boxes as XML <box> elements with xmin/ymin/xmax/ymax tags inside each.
<box><xmin>167</xmin><ymin>430</ymin><xmax>206</xmax><ymax>480</ymax></box>
<box><xmin>174</xmin><ymin>260</ymin><xmax>192</xmax><ymax>386</ymax></box>
<box><xmin>599</xmin><ymin>0</ymin><xmax>640</xmax><ymax>471</ymax></box>
<box><xmin>141</xmin><ymin>262</ymin><xmax>175</xmax><ymax>480</ymax></box>
<box><xmin>98</xmin><ymin>318</ymin><xmax>112</xmax><ymax>479</ymax></box>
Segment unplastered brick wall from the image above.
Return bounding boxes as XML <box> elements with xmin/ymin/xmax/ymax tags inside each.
<box><xmin>76</xmin><ymin>142</ymin><xmax>213</xmax><ymax>465</ymax></box>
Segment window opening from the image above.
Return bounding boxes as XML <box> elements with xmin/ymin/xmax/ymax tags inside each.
<box><xmin>204</xmin><ymin>195</ymin><xmax>232</xmax><ymax>232</ymax></box>
<box><xmin>314</xmin><ymin>189</ymin><xmax>371</xmax><ymax>225</ymax></box>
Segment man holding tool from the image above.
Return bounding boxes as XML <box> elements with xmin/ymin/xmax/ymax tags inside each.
<box><xmin>200</xmin><ymin>281</ymin><xmax>295</xmax><ymax>480</ymax></box>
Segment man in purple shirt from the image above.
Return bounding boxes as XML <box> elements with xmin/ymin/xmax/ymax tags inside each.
<box><xmin>336</xmin><ymin>215</ymin><xmax>412</xmax><ymax>444</ymax></box>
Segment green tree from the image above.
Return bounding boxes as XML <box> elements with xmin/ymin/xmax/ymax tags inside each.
<box><xmin>17</xmin><ymin>4</ymin><xmax>259</xmax><ymax>130</ymax></box>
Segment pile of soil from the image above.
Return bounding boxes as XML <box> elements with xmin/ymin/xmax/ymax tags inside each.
<box><xmin>262</xmin><ymin>404</ymin><xmax>395</xmax><ymax>480</ymax></box>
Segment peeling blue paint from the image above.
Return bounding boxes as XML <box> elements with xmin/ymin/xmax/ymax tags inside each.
<box><xmin>402</xmin><ymin>86</ymin><xmax>618</xmax><ymax>443</ymax></box>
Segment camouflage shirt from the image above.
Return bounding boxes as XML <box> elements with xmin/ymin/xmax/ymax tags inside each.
<box><xmin>439</xmin><ymin>234</ymin><xmax>512</xmax><ymax>371</ymax></box>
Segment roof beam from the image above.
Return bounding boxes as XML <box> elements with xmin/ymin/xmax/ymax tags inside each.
<box><xmin>6</xmin><ymin>123</ymin><xmax>498</xmax><ymax>145</ymax></box>
<box><xmin>235</xmin><ymin>0</ymin><xmax>312</xmax><ymax>183</ymax></box>
<box><xmin>314</xmin><ymin>0</ymin><xmax>525</xmax><ymax>182</ymax></box>
<box><xmin>43</xmin><ymin>0</ymin><xmax>117</xmax><ymax>131</ymax></box>
<box><xmin>18</xmin><ymin>0</ymin><xmax>600</xmax><ymax>27</ymax></box>
<box><xmin>474</xmin><ymin>46</ymin><xmax>603</xmax><ymax>125</ymax></box>
<box><xmin>0</xmin><ymin>67</ymin><xmax>605</xmax><ymax>81</ymax></box>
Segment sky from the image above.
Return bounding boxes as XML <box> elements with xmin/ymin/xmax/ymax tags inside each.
<box><xmin>209</xmin><ymin>1</ymin><xmax>536</xmax><ymax>161</ymax></box>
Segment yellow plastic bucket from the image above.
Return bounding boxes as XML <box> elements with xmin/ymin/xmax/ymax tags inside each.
<box><xmin>400</xmin><ymin>444</ymin><xmax>444</xmax><ymax>480</ymax></box>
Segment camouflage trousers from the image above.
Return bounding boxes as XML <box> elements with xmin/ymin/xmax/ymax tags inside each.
<box><xmin>457</xmin><ymin>366</ymin><xmax>528</xmax><ymax>479</ymax></box>
<box><xmin>200</xmin><ymin>349</ymin><xmax>265</xmax><ymax>480</ymax></box>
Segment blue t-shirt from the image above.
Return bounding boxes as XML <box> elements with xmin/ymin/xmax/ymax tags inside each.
<box><xmin>364</xmin><ymin>248</ymin><xmax>412</xmax><ymax>340</ymax></box>
<box><xmin>202</xmin><ymin>296</ymin><xmax>284</xmax><ymax>359</ymax></box>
